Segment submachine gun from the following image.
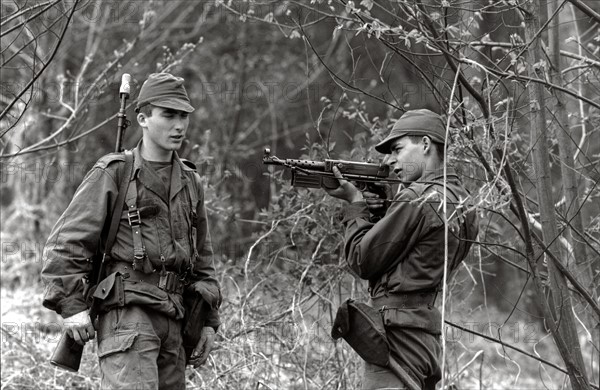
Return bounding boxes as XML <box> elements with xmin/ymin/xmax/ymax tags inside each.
<box><xmin>262</xmin><ymin>148</ymin><xmax>399</xmax><ymax>195</ymax></box>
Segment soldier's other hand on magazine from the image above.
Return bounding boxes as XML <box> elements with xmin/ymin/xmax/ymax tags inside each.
<box><xmin>363</xmin><ymin>182</ymin><xmax>392</xmax><ymax>213</ymax></box>
<box><xmin>190</xmin><ymin>326</ymin><xmax>216</xmax><ymax>368</ymax></box>
<box><xmin>325</xmin><ymin>166</ymin><xmax>364</xmax><ymax>203</ymax></box>
<box><xmin>64</xmin><ymin>310</ymin><xmax>95</xmax><ymax>346</ymax></box>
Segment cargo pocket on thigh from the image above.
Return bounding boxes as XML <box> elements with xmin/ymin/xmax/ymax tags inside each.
<box><xmin>98</xmin><ymin>332</ymin><xmax>137</xmax><ymax>358</ymax></box>
<box><xmin>98</xmin><ymin>332</ymin><xmax>139</xmax><ymax>385</ymax></box>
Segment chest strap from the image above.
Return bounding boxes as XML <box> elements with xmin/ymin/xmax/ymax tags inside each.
<box><xmin>125</xmin><ymin>176</ymin><xmax>154</xmax><ymax>273</ymax></box>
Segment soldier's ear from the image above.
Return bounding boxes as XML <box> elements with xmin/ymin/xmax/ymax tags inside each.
<box><xmin>137</xmin><ymin>113</ymin><xmax>147</xmax><ymax>127</ymax></box>
<box><xmin>422</xmin><ymin>136</ymin><xmax>431</xmax><ymax>154</ymax></box>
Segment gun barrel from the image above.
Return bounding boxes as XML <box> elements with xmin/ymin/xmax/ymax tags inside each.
<box><xmin>283</xmin><ymin>158</ymin><xmax>326</xmax><ymax>170</ymax></box>
<box><xmin>262</xmin><ymin>157</ymin><xmax>326</xmax><ymax>170</ymax></box>
<box><xmin>263</xmin><ymin>149</ymin><xmax>326</xmax><ymax>170</ymax></box>
<box><xmin>262</xmin><ymin>149</ymin><xmax>389</xmax><ymax>177</ymax></box>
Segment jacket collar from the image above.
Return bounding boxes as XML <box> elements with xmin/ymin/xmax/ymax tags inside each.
<box><xmin>131</xmin><ymin>139</ymin><xmax>191</xmax><ymax>204</ymax></box>
<box><xmin>419</xmin><ymin>166</ymin><xmax>459</xmax><ymax>183</ymax></box>
<box><xmin>170</xmin><ymin>152</ymin><xmax>191</xmax><ymax>200</ymax></box>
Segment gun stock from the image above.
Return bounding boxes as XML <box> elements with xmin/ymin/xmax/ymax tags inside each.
<box><xmin>50</xmin><ymin>331</ymin><xmax>83</xmax><ymax>372</ymax></box>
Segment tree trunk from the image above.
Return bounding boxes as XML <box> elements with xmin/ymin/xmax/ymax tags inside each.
<box><xmin>547</xmin><ymin>0</ymin><xmax>600</xmax><ymax>367</ymax></box>
<box><xmin>522</xmin><ymin>0</ymin><xmax>590</xmax><ymax>387</ymax></box>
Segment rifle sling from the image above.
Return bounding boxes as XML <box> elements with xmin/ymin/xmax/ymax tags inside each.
<box><xmin>105</xmin><ymin>151</ymin><xmax>134</xmax><ymax>259</ymax></box>
<box><xmin>90</xmin><ymin>151</ymin><xmax>134</xmax><ymax>319</ymax></box>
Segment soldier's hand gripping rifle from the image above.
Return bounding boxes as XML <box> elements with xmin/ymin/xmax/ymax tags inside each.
<box><xmin>262</xmin><ymin>148</ymin><xmax>398</xmax><ymax>198</ymax></box>
<box><xmin>49</xmin><ymin>74</ymin><xmax>132</xmax><ymax>372</ymax></box>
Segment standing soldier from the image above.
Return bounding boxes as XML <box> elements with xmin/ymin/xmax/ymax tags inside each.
<box><xmin>42</xmin><ymin>73</ymin><xmax>221</xmax><ymax>388</ymax></box>
<box><xmin>326</xmin><ymin>109</ymin><xmax>479</xmax><ymax>389</ymax></box>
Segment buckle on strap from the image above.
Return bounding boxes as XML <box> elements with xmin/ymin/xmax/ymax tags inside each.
<box><xmin>158</xmin><ymin>271</ymin><xmax>184</xmax><ymax>294</ymax></box>
<box><xmin>128</xmin><ymin>209</ymin><xmax>141</xmax><ymax>226</ymax></box>
<box><xmin>109</xmin><ymin>262</ymin><xmax>186</xmax><ymax>295</ymax></box>
<box><xmin>133</xmin><ymin>248</ymin><xmax>145</xmax><ymax>260</ymax></box>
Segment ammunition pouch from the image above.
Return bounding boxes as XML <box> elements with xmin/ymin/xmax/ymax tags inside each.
<box><xmin>90</xmin><ymin>260</ymin><xmax>190</xmax><ymax>315</ymax></box>
<box><xmin>92</xmin><ymin>271</ymin><xmax>125</xmax><ymax>314</ymax></box>
<box><xmin>331</xmin><ymin>299</ymin><xmax>422</xmax><ymax>390</ymax></box>
<box><xmin>107</xmin><ymin>262</ymin><xmax>187</xmax><ymax>295</ymax></box>
<box><xmin>331</xmin><ymin>299</ymin><xmax>390</xmax><ymax>367</ymax></box>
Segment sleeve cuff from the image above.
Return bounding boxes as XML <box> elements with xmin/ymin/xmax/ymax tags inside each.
<box><xmin>338</xmin><ymin>201</ymin><xmax>370</xmax><ymax>224</ymax></box>
<box><xmin>205</xmin><ymin>310</ymin><xmax>220</xmax><ymax>332</ymax></box>
<box><xmin>55</xmin><ymin>296</ymin><xmax>89</xmax><ymax>318</ymax></box>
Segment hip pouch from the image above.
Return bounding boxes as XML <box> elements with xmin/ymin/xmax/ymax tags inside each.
<box><xmin>331</xmin><ymin>299</ymin><xmax>389</xmax><ymax>366</ymax></box>
<box><xmin>331</xmin><ymin>299</ymin><xmax>421</xmax><ymax>390</ymax></box>
<box><xmin>92</xmin><ymin>272</ymin><xmax>125</xmax><ymax>313</ymax></box>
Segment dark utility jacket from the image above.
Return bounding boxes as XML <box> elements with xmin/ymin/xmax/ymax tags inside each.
<box><xmin>340</xmin><ymin>167</ymin><xmax>478</xmax><ymax>334</ymax></box>
<box><xmin>42</xmin><ymin>142</ymin><xmax>221</xmax><ymax>327</ymax></box>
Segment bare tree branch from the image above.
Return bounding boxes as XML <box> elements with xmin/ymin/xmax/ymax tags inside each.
<box><xmin>445</xmin><ymin>320</ymin><xmax>600</xmax><ymax>389</ymax></box>
<box><xmin>566</xmin><ymin>0</ymin><xmax>600</xmax><ymax>24</ymax></box>
<box><xmin>0</xmin><ymin>0</ymin><xmax>80</xmax><ymax>135</ymax></box>
<box><xmin>0</xmin><ymin>0</ymin><xmax>62</xmax><ymax>38</ymax></box>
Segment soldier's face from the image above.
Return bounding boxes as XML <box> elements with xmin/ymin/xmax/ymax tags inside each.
<box><xmin>387</xmin><ymin>136</ymin><xmax>428</xmax><ymax>182</ymax></box>
<box><xmin>138</xmin><ymin>106</ymin><xmax>189</xmax><ymax>154</ymax></box>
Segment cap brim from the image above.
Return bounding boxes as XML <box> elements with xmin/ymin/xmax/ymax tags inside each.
<box><xmin>150</xmin><ymin>97</ymin><xmax>195</xmax><ymax>113</ymax></box>
<box><xmin>374</xmin><ymin>135</ymin><xmax>402</xmax><ymax>154</ymax></box>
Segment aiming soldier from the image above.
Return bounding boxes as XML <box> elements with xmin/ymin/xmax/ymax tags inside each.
<box><xmin>326</xmin><ymin>109</ymin><xmax>479</xmax><ymax>389</ymax></box>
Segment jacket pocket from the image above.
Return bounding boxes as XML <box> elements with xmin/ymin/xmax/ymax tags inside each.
<box><xmin>98</xmin><ymin>332</ymin><xmax>138</xmax><ymax>359</ymax></box>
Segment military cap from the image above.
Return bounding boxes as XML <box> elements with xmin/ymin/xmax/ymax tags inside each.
<box><xmin>375</xmin><ymin>109</ymin><xmax>446</xmax><ymax>154</ymax></box>
<box><xmin>135</xmin><ymin>73</ymin><xmax>194</xmax><ymax>113</ymax></box>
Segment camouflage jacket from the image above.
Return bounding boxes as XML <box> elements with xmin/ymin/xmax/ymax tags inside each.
<box><xmin>42</xmin><ymin>141</ymin><xmax>221</xmax><ymax>327</ymax></box>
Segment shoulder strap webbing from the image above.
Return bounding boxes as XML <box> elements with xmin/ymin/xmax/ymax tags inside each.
<box><xmin>124</xmin><ymin>163</ymin><xmax>154</xmax><ymax>273</ymax></box>
<box><xmin>103</xmin><ymin>150</ymin><xmax>134</xmax><ymax>258</ymax></box>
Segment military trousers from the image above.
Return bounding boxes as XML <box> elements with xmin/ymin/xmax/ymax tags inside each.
<box><xmin>361</xmin><ymin>315</ymin><xmax>442</xmax><ymax>390</ymax></box>
<box><xmin>96</xmin><ymin>305</ymin><xmax>186</xmax><ymax>389</ymax></box>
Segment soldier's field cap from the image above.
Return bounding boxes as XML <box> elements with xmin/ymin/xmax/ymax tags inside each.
<box><xmin>375</xmin><ymin>109</ymin><xmax>446</xmax><ymax>154</ymax></box>
<box><xmin>135</xmin><ymin>73</ymin><xmax>195</xmax><ymax>113</ymax></box>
